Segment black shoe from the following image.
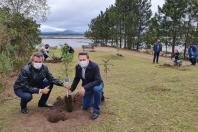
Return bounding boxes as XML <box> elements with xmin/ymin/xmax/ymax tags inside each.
<box><xmin>82</xmin><ymin>107</ymin><xmax>88</xmax><ymax>111</ymax></box>
<box><xmin>91</xmin><ymin>112</ymin><xmax>99</xmax><ymax>120</ymax></box>
<box><xmin>101</xmin><ymin>95</ymin><xmax>105</xmax><ymax>102</ymax></box>
<box><xmin>21</xmin><ymin>108</ymin><xmax>29</xmax><ymax>114</ymax></box>
<box><xmin>38</xmin><ymin>103</ymin><xmax>54</xmax><ymax>108</ymax></box>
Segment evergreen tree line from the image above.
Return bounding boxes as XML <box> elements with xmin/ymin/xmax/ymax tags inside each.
<box><xmin>85</xmin><ymin>0</ymin><xmax>198</xmax><ymax>58</ymax></box>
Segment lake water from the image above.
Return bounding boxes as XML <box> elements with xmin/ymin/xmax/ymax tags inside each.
<box><xmin>41</xmin><ymin>35</ymin><xmax>92</xmax><ymax>48</ymax></box>
<box><xmin>41</xmin><ymin>35</ymin><xmax>185</xmax><ymax>52</ymax></box>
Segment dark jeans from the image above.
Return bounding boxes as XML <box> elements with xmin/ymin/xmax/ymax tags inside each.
<box><xmin>153</xmin><ymin>52</ymin><xmax>160</xmax><ymax>63</ymax></box>
<box><xmin>14</xmin><ymin>79</ymin><xmax>53</xmax><ymax>109</ymax></box>
<box><xmin>190</xmin><ymin>58</ymin><xmax>197</xmax><ymax>65</ymax></box>
<box><xmin>83</xmin><ymin>83</ymin><xmax>104</xmax><ymax>114</ymax></box>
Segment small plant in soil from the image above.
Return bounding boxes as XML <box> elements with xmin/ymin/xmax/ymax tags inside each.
<box><xmin>101</xmin><ymin>57</ymin><xmax>113</xmax><ymax>80</ymax></box>
<box><xmin>61</xmin><ymin>43</ymin><xmax>74</xmax><ymax>78</ymax></box>
<box><xmin>61</xmin><ymin>43</ymin><xmax>74</xmax><ymax>112</ymax></box>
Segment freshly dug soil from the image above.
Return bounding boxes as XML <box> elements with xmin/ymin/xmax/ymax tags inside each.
<box><xmin>53</xmin><ymin>92</ymin><xmax>82</xmax><ymax>111</ymax></box>
<box><xmin>45</xmin><ymin>57</ymin><xmax>62</xmax><ymax>63</ymax></box>
<box><xmin>159</xmin><ymin>63</ymin><xmax>173</xmax><ymax>67</ymax></box>
<box><xmin>45</xmin><ymin>109</ymin><xmax>67</xmax><ymax>123</ymax></box>
<box><xmin>10</xmin><ymin>90</ymin><xmax>95</xmax><ymax>132</ymax></box>
<box><xmin>46</xmin><ymin>92</ymin><xmax>83</xmax><ymax>123</ymax></box>
<box><xmin>158</xmin><ymin>63</ymin><xmax>191</xmax><ymax>71</ymax></box>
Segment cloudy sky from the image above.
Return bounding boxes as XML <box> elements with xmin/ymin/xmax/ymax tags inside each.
<box><xmin>40</xmin><ymin>0</ymin><xmax>165</xmax><ymax>32</ymax></box>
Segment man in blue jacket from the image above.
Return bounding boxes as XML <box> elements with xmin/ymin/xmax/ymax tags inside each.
<box><xmin>14</xmin><ymin>52</ymin><xmax>66</xmax><ymax>114</ymax></box>
<box><xmin>153</xmin><ymin>39</ymin><xmax>162</xmax><ymax>64</ymax></box>
<box><xmin>66</xmin><ymin>52</ymin><xmax>104</xmax><ymax>120</ymax></box>
<box><xmin>188</xmin><ymin>44</ymin><xmax>198</xmax><ymax>65</ymax></box>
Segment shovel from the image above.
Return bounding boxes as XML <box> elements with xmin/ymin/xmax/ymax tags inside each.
<box><xmin>64</xmin><ymin>89</ymin><xmax>73</xmax><ymax>112</ymax></box>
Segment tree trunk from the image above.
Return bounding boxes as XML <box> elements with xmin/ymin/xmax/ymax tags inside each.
<box><xmin>172</xmin><ymin>31</ymin><xmax>176</xmax><ymax>54</ymax></box>
<box><xmin>184</xmin><ymin>20</ymin><xmax>191</xmax><ymax>59</ymax></box>
<box><xmin>119</xmin><ymin>20</ymin><xmax>122</xmax><ymax>48</ymax></box>
<box><xmin>165</xmin><ymin>40</ymin><xmax>168</xmax><ymax>54</ymax></box>
<box><xmin>136</xmin><ymin>23</ymin><xmax>142</xmax><ymax>51</ymax></box>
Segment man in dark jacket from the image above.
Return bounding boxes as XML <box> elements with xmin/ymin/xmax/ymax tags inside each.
<box><xmin>171</xmin><ymin>49</ymin><xmax>182</xmax><ymax>66</ymax></box>
<box><xmin>40</xmin><ymin>44</ymin><xmax>50</xmax><ymax>60</ymax></box>
<box><xmin>65</xmin><ymin>52</ymin><xmax>104</xmax><ymax>120</ymax></box>
<box><xmin>188</xmin><ymin>44</ymin><xmax>198</xmax><ymax>65</ymax></box>
<box><xmin>153</xmin><ymin>39</ymin><xmax>162</xmax><ymax>64</ymax></box>
<box><xmin>14</xmin><ymin>52</ymin><xmax>65</xmax><ymax>114</ymax></box>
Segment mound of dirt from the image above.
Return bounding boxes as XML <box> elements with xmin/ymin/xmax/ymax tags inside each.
<box><xmin>159</xmin><ymin>63</ymin><xmax>173</xmax><ymax>68</ymax></box>
<box><xmin>45</xmin><ymin>109</ymin><xmax>67</xmax><ymax>123</ymax></box>
<box><xmin>158</xmin><ymin>63</ymin><xmax>190</xmax><ymax>71</ymax></box>
<box><xmin>146</xmin><ymin>85</ymin><xmax>171</xmax><ymax>92</ymax></box>
<box><xmin>45</xmin><ymin>57</ymin><xmax>62</xmax><ymax>63</ymax></box>
<box><xmin>116</xmin><ymin>53</ymin><xmax>124</xmax><ymax>57</ymax></box>
<box><xmin>45</xmin><ymin>92</ymin><xmax>83</xmax><ymax>123</ymax></box>
<box><xmin>10</xmin><ymin>92</ymin><xmax>92</xmax><ymax>131</ymax></box>
<box><xmin>53</xmin><ymin>92</ymin><xmax>82</xmax><ymax>111</ymax></box>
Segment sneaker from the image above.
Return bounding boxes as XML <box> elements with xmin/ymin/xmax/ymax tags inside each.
<box><xmin>21</xmin><ymin>108</ymin><xmax>29</xmax><ymax>114</ymax></box>
<box><xmin>91</xmin><ymin>112</ymin><xmax>99</xmax><ymax>120</ymax></box>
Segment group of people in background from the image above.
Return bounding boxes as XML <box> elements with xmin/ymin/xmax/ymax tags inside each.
<box><xmin>40</xmin><ymin>43</ymin><xmax>75</xmax><ymax>60</ymax></box>
<box><xmin>152</xmin><ymin>39</ymin><xmax>198</xmax><ymax>66</ymax></box>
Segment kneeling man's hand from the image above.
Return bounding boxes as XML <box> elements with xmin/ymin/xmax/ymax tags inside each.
<box><xmin>79</xmin><ymin>87</ymin><xmax>85</xmax><ymax>96</ymax></box>
<box><xmin>40</xmin><ymin>87</ymin><xmax>50</xmax><ymax>94</ymax></box>
<box><xmin>64</xmin><ymin>84</ymin><xmax>71</xmax><ymax>90</ymax></box>
<box><xmin>66</xmin><ymin>89</ymin><xmax>73</xmax><ymax>96</ymax></box>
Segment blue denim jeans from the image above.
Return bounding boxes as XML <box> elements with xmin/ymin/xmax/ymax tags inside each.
<box><xmin>14</xmin><ymin>79</ymin><xmax>52</xmax><ymax>109</ymax></box>
<box><xmin>83</xmin><ymin>83</ymin><xmax>104</xmax><ymax>114</ymax></box>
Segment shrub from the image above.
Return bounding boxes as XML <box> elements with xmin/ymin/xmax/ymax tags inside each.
<box><xmin>61</xmin><ymin>44</ymin><xmax>74</xmax><ymax>79</ymax></box>
<box><xmin>0</xmin><ymin>54</ymin><xmax>13</xmax><ymax>74</ymax></box>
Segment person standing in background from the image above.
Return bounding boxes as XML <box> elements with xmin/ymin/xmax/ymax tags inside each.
<box><xmin>188</xmin><ymin>44</ymin><xmax>198</xmax><ymax>65</ymax></box>
<box><xmin>153</xmin><ymin>39</ymin><xmax>162</xmax><ymax>64</ymax></box>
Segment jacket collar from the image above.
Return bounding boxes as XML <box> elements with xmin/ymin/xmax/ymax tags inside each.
<box><xmin>86</xmin><ymin>60</ymin><xmax>92</xmax><ymax>70</ymax></box>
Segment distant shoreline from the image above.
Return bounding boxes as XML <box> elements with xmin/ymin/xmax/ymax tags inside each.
<box><xmin>40</xmin><ymin>35</ymin><xmax>85</xmax><ymax>39</ymax></box>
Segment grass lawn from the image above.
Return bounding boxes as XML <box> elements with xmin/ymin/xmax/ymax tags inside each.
<box><xmin>0</xmin><ymin>48</ymin><xmax>197</xmax><ymax>132</ymax></box>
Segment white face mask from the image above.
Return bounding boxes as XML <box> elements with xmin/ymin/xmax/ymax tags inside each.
<box><xmin>33</xmin><ymin>63</ymin><xmax>43</xmax><ymax>69</ymax></box>
<box><xmin>79</xmin><ymin>60</ymin><xmax>89</xmax><ymax>68</ymax></box>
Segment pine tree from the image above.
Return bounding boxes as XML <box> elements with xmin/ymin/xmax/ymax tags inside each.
<box><xmin>159</xmin><ymin>0</ymin><xmax>187</xmax><ymax>53</ymax></box>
